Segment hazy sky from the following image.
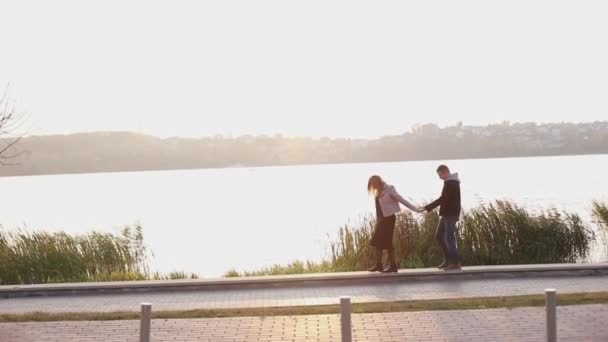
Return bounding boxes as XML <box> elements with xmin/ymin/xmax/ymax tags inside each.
<box><xmin>1</xmin><ymin>1</ymin><xmax>607</xmax><ymax>138</ymax></box>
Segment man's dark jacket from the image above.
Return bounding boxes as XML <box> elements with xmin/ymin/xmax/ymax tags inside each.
<box><xmin>425</xmin><ymin>173</ymin><xmax>461</xmax><ymax>217</ymax></box>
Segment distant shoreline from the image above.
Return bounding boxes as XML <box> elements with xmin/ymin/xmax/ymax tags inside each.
<box><xmin>3</xmin><ymin>121</ymin><xmax>607</xmax><ymax>177</ymax></box>
<box><xmin>2</xmin><ymin>152</ymin><xmax>606</xmax><ymax>178</ymax></box>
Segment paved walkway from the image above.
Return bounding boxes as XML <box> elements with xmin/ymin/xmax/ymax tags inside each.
<box><xmin>2</xmin><ymin>304</ymin><xmax>607</xmax><ymax>341</ymax></box>
<box><xmin>2</xmin><ymin>275</ymin><xmax>607</xmax><ymax>314</ymax></box>
<box><xmin>5</xmin><ymin>264</ymin><xmax>606</xmax><ymax>296</ymax></box>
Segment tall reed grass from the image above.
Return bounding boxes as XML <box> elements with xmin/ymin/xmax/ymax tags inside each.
<box><xmin>592</xmin><ymin>201</ymin><xmax>608</xmax><ymax>258</ymax></box>
<box><xmin>226</xmin><ymin>200</ymin><xmax>598</xmax><ymax>277</ymax></box>
<box><xmin>0</xmin><ymin>226</ymin><xmax>151</xmax><ymax>284</ymax></box>
<box><xmin>0</xmin><ymin>200</ymin><xmax>603</xmax><ymax>283</ymax></box>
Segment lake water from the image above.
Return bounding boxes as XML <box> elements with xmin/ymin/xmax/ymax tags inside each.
<box><xmin>1</xmin><ymin>154</ymin><xmax>607</xmax><ymax>276</ymax></box>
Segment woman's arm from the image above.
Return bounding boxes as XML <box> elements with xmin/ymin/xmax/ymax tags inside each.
<box><xmin>390</xmin><ymin>190</ymin><xmax>420</xmax><ymax>212</ymax></box>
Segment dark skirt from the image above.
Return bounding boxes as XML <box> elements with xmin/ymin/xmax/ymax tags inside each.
<box><xmin>370</xmin><ymin>215</ymin><xmax>396</xmax><ymax>250</ymax></box>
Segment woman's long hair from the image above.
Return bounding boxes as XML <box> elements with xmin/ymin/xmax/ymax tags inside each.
<box><xmin>367</xmin><ymin>175</ymin><xmax>384</xmax><ymax>197</ymax></box>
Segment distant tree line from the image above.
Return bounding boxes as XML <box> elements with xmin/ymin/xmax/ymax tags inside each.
<box><xmin>1</xmin><ymin>121</ymin><xmax>607</xmax><ymax>176</ymax></box>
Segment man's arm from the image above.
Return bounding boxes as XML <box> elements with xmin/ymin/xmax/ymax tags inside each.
<box><xmin>424</xmin><ymin>196</ymin><xmax>442</xmax><ymax>211</ymax></box>
<box><xmin>425</xmin><ymin>183</ymin><xmax>447</xmax><ymax>211</ymax></box>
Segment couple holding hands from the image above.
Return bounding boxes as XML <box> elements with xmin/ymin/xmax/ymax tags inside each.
<box><xmin>367</xmin><ymin>164</ymin><xmax>462</xmax><ymax>273</ymax></box>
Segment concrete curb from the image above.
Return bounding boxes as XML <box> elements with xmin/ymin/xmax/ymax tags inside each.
<box><xmin>2</xmin><ymin>263</ymin><xmax>607</xmax><ymax>298</ymax></box>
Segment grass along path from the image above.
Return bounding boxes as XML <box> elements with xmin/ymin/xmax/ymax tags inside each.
<box><xmin>2</xmin><ymin>292</ymin><xmax>607</xmax><ymax>323</ymax></box>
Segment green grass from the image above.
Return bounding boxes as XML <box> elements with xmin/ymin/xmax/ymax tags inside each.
<box><xmin>0</xmin><ymin>225</ymin><xmax>149</xmax><ymax>284</ymax></box>
<box><xmin>1</xmin><ymin>200</ymin><xmax>605</xmax><ymax>284</ymax></box>
<box><xmin>226</xmin><ymin>200</ymin><xmax>598</xmax><ymax>277</ymax></box>
<box><xmin>2</xmin><ymin>292</ymin><xmax>607</xmax><ymax>322</ymax></box>
<box><xmin>592</xmin><ymin>201</ymin><xmax>608</xmax><ymax>257</ymax></box>
<box><xmin>0</xmin><ymin>225</ymin><xmax>196</xmax><ymax>285</ymax></box>
<box><xmin>224</xmin><ymin>260</ymin><xmax>335</xmax><ymax>277</ymax></box>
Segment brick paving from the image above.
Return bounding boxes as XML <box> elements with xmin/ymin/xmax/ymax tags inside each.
<box><xmin>1</xmin><ymin>276</ymin><xmax>607</xmax><ymax>314</ymax></box>
<box><xmin>1</xmin><ymin>304</ymin><xmax>607</xmax><ymax>341</ymax></box>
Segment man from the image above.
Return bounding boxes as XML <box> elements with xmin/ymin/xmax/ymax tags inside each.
<box><xmin>424</xmin><ymin>164</ymin><xmax>462</xmax><ymax>270</ymax></box>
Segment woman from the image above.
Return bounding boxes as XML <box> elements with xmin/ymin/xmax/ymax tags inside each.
<box><xmin>367</xmin><ymin>175</ymin><xmax>422</xmax><ymax>273</ymax></box>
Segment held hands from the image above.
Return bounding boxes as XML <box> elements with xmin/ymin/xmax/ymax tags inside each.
<box><xmin>414</xmin><ymin>206</ymin><xmax>426</xmax><ymax>213</ymax></box>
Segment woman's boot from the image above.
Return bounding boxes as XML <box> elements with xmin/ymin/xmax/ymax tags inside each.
<box><xmin>382</xmin><ymin>250</ymin><xmax>398</xmax><ymax>273</ymax></box>
<box><xmin>368</xmin><ymin>249</ymin><xmax>384</xmax><ymax>272</ymax></box>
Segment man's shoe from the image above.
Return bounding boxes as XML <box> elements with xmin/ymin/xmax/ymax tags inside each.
<box><xmin>444</xmin><ymin>264</ymin><xmax>462</xmax><ymax>271</ymax></box>
<box><xmin>368</xmin><ymin>263</ymin><xmax>383</xmax><ymax>272</ymax></box>
<box><xmin>381</xmin><ymin>264</ymin><xmax>398</xmax><ymax>273</ymax></box>
<box><xmin>437</xmin><ymin>261</ymin><xmax>448</xmax><ymax>269</ymax></box>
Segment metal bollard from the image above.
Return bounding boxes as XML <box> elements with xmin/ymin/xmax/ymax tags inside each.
<box><xmin>545</xmin><ymin>289</ymin><xmax>557</xmax><ymax>342</ymax></box>
<box><xmin>340</xmin><ymin>296</ymin><xmax>352</xmax><ymax>342</ymax></box>
<box><xmin>140</xmin><ymin>302</ymin><xmax>152</xmax><ymax>342</ymax></box>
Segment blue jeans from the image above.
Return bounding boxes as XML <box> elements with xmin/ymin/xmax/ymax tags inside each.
<box><xmin>435</xmin><ymin>216</ymin><xmax>460</xmax><ymax>265</ymax></box>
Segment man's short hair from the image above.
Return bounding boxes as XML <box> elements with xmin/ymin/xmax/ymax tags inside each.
<box><xmin>436</xmin><ymin>164</ymin><xmax>450</xmax><ymax>173</ymax></box>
